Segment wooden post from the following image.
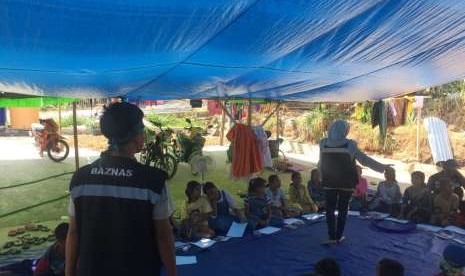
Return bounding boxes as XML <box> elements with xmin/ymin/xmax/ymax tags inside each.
<box><xmin>247</xmin><ymin>98</ymin><xmax>252</xmax><ymax>126</ymax></box>
<box><xmin>72</xmin><ymin>102</ymin><xmax>80</xmax><ymax>170</ymax></box>
<box><xmin>261</xmin><ymin>102</ymin><xmax>281</xmax><ymax>126</ymax></box>
<box><xmin>276</xmin><ymin>103</ymin><xmax>280</xmax><ymax>140</ymax></box>
<box><xmin>220</xmin><ymin>100</ymin><xmax>226</xmax><ymax>146</ymax></box>
<box><xmin>416</xmin><ymin>106</ymin><xmax>421</xmax><ymax>162</ymax></box>
<box><xmin>217</xmin><ymin>100</ymin><xmax>235</xmax><ymax>123</ymax></box>
<box><xmin>58</xmin><ymin>105</ymin><xmax>62</xmax><ymax>134</ymax></box>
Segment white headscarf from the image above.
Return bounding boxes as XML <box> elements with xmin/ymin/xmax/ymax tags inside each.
<box><xmin>325</xmin><ymin>120</ymin><xmax>350</xmax><ymax>147</ymax></box>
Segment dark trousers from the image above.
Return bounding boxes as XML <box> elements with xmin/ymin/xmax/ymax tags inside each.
<box><xmin>325</xmin><ymin>189</ymin><xmax>352</xmax><ymax>240</ymax></box>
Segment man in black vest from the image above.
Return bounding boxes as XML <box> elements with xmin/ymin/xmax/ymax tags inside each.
<box><xmin>65</xmin><ymin>102</ymin><xmax>176</xmax><ymax>276</ymax></box>
<box><xmin>320</xmin><ymin>120</ymin><xmax>392</xmax><ymax>244</ymax></box>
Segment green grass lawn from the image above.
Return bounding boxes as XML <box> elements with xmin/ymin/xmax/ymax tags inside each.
<box><xmin>0</xmin><ymin>149</ymin><xmax>310</xmax><ymax>248</ymax></box>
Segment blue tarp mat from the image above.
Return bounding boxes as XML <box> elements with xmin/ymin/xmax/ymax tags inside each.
<box><xmin>176</xmin><ymin>218</ymin><xmax>447</xmax><ymax>276</ymax></box>
<box><xmin>2</xmin><ymin>1</ymin><xmax>465</xmax><ymax>101</ymax></box>
<box><xmin>0</xmin><ymin>218</ymin><xmax>454</xmax><ymax>275</ymax></box>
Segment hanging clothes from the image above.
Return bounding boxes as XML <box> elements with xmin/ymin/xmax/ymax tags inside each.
<box><xmin>252</xmin><ymin>125</ymin><xmax>273</xmax><ymax>168</ymax></box>
<box><xmin>387</xmin><ymin>98</ymin><xmax>408</xmax><ymax>126</ymax></box>
<box><xmin>371</xmin><ymin>101</ymin><xmax>387</xmax><ymax>141</ymax></box>
<box><xmin>227</xmin><ymin>123</ymin><xmax>264</xmax><ymax>178</ymax></box>
<box><xmin>387</xmin><ymin>100</ymin><xmax>397</xmax><ymax>127</ymax></box>
<box><xmin>207</xmin><ymin>100</ymin><xmax>222</xmax><ymax>116</ymax></box>
<box><xmin>231</xmin><ymin>103</ymin><xmax>238</xmax><ymax>120</ymax></box>
<box><xmin>241</xmin><ymin>103</ymin><xmax>248</xmax><ymax>120</ymax></box>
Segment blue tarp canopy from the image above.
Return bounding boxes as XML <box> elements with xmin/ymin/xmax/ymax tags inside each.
<box><xmin>2</xmin><ymin>1</ymin><xmax>465</xmax><ymax>102</ymax></box>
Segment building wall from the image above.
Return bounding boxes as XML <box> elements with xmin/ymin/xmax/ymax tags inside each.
<box><xmin>9</xmin><ymin>108</ymin><xmax>39</xmax><ymax>129</ymax></box>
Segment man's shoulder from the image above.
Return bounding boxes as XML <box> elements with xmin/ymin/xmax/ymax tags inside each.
<box><xmin>136</xmin><ymin>162</ymin><xmax>169</xmax><ymax>179</ymax></box>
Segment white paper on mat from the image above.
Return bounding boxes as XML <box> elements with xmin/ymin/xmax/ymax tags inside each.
<box><xmin>175</xmin><ymin>241</ymin><xmax>188</xmax><ymax>248</ymax></box>
<box><xmin>258</xmin><ymin>226</ymin><xmax>281</xmax><ymax>235</ymax></box>
<box><xmin>348</xmin><ymin>211</ymin><xmax>360</xmax><ymax>216</ymax></box>
<box><xmin>226</xmin><ymin>222</ymin><xmax>248</xmax><ymax>238</ymax></box>
<box><xmin>283</xmin><ymin>218</ymin><xmax>304</xmax><ymax>225</ymax></box>
<box><xmin>384</xmin><ymin>217</ymin><xmax>409</xmax><ymax>224</ymax></box>
<box><xmin>176</xmin><ymin>256</ymin><xmax>197</xmax><ymax>265</ymax></box>
<box><xmin>444</xmin><ymin>225</ymin><xmax>465</xmax><ymax>236</ymax></box>
<box><xmin>215</xmin><ymin>236</ymin><xmax>231</xmax><ymax>241</ymax></box>
<box><xmin>416</xmin><ymin>224</ymin><xmax>443</xmax><ymax>233</ymax></box>
<box><xmin>191</xmin><ymin>238</ymin><xmax>216</xmax><ymax>249</ymax></box>
<box><xmin>302</xmin><ymin>213</ymin><xmax>324</xmax><ymax>220</ymax></box>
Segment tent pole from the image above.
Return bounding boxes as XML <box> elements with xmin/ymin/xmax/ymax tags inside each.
<box><xmin>72</xmin><ymin>102</ymin><xmax>80</xmax><ymax>171</ymax></box>
<box><xmin>220</xmin><ymin>100</ymin><xmax>226</xmax><ymax>146</ymax></box>
<box><xmin>217</xmin><ymin>100</ymin><xmax>235</xmax><ymax>123</ymax></box>
<box><xmin>58</xmin><ymin>104</ymin><xmax>62</xmax><ymax>134</ymax></box>
<box><xmin>247</xmin><ymin>98</ymin><xmax>252</xmax><ymax>126</ymax></box>
<box><xmin>416</xmin><ymin>106</ymin><xmax>421</xmax><ymax>162</ymax></box>
<box><xmin>261</xmin><ymin>102</ymin><xmax>281</xmax><ymax>126</ymax></box>
<box><xmin>276</xmin><ymin>102</ymin><xmax>280</xmax><ymax>140</ymax></box>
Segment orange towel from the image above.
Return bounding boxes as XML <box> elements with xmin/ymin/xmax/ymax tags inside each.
<box><xmin>227</xmin><ymin>124</ymin><xmax>263</xmax><ymax>178</ymax></box>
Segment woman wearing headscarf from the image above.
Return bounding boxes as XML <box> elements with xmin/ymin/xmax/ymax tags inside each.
<box><xmin>319</xmin><ymin>120</ymin><xmax>392</xmax><ymax>244</ymax></box>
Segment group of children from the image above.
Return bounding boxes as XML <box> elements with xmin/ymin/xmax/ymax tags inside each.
<box><xmin>353</xmin><ymin>165</ymin><xmax>465</xmax><ymax>227</ymax></box>
<box><xmin>180</xmin><ymin>161</ymin><xmax>465</xmax><ymax>239</ymax></box>
<box><xmin>306</xmin><ymin>158</ymin><xmax>465</xmax><ymax>228</ymax></box>
<box><xmin>180</xmin><ymin>171</ymin><xmax>319</xmax><ymax>239</ymax></box>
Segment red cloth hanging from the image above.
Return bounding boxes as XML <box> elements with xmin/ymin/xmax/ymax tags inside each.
<box><xmin>207</xmin><ymin>100</ymin><xmax>222</xmax><ymax>116</ymax></box>
<box><xmin>226</xmin><ymin>123</ymin><xmax>264</xmax><ymax>178</ymax></box>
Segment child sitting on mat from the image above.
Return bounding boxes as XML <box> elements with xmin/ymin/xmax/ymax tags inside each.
<box><xmin>265</xmin><ymin>174</ymin><xmax>290</xmax><ymax>218</ymax></box>
<box><xmin>181</xmin><ymin>181</ymin><xmax>215</xmax><ymax>239</ymax></box>
<box><xmin>377</xmin><ymin>258</ymin><xmax>404</xmax><ymax>276</ymax></box>
<box><xmin>350</xmin><ymin>165</ymin><xmax>368</xmax><ymax>211</ymax></box>
<box><xmin>370</xmin><ymin>169</ymin><xmax>402</xmax><ymax>216</ymax></box>
<box><xmin>314</xmin><ymin>258</ymin><xmax>341</xmax><ymax>276</ymax></box>
<box><xmin>289</xmin><ymin>171</ymin><xmax>318</xmax><ymax>214</ymax></box>
<box><xmin>35</xmin><ymin>223</ymin><xmax>68</xmax><ymax>276</ymax></box>
<box><xmin>399</xmin><ymin>171</ymin><xmax>432</xmax><ymax>223</ymax></box>
<box><xmin>431</xmin><ymin>179</ymin><xmax>459</xmax><ymax>226</ymax></box>
<box><xmin>307</xmin><ymin>169</ymin><xmax>326</xmax><ymax>210</ymax></box>
<box><xmin>435</xmin><ymin>244</ymin><xmax>465</xmax><ymax>276</ymax></box>
<box><xmin>245</xmin><ymin>177</ymin><xmax>283</xmax><ymax>230</ymax></box>
<box><xmin>203</xmin><ymin>181</ymin><xmax>242</xmax><ymax>234</ymax></box>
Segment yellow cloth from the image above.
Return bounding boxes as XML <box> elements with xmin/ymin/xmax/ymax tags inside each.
<box><xmin>182</xmin><ymin>196</ymin><xmax>213</xmax><ymax>220</ymax></box>
<box><xmin>288</xmin><ymin>184</ymin><xmax>318</xmax><ymax>212</ymax></box>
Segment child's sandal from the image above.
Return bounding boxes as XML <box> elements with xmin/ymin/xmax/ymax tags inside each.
<box><xmin>3</xmin><ymin>242</ymin><xmax>14</xmax><ymax>249</ymax></box>
<box><xmin>16</xmin><ymin>228</ymin><xmax>26</xmax><ymax>235</ymax></box>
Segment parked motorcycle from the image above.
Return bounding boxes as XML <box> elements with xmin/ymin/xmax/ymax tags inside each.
<box><xmin>172</xmin><ymin>118</ymin><xmax>206</xmax><ymax>163</ymax></box>
<box><xmin>31</xmin><ymin>119</ymin><xmax>70</xmax><ymax>162</ymax></box>
<box><xmin>139</xmin><ymin>121</ymin><xmax>177</xmax><ymax>179</ymax></box>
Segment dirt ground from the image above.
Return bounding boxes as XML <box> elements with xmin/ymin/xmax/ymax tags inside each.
<box><xmin>348</xmin><ymin>120</ymin><xmax>465</xmax><ymax>166</ymax></box>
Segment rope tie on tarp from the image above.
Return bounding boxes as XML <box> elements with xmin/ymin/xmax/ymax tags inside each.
<box><xmin>0</xmin><ymin>172</ymin><xmax>73</xmax><ymax>190</ymax></box>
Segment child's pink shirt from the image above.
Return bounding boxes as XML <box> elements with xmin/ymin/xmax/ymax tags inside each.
<box><xmin>354</xmin><ymin>177</ymin><xmax>368</xmax><ymax>197</ymax></box>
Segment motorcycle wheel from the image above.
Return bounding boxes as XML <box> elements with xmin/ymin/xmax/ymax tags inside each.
<box><xmin>149</xmin><ymin>154</ymin><xmax>178</xmax><ymax>179</ymax></box>
<box><xmin>47</xmin><ymin>139</ymin><xmax>70</xmax><ymax>162</ymax></box>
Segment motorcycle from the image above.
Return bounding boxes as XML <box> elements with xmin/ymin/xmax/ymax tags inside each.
<box><xmin>31</xmin><ymin>119</ymin><xmax>70</xmax><ymax>162</ymax></box>
<box><xmin>172</xmin><ymin>118</ymin><xmax>206</xmax><ymax>164</ymax></box>
<box><xmin>139</xmin><ymin>121</ymin><xmax>178</xmax><ymax>179</ymax></box>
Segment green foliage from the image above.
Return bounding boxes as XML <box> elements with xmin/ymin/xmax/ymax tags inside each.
<box><xmin>58</xmin><ymin>115</ymin><xmax>91</xmax><ymax>127</ymax></box>
<box><xmin>300</xmin><ymin>104</ymin><xmax>336</xmax><ymax>143</ymax></box>
<box><xmin>145</xmin><ymin>114</ymin><xmax>202</xmax><ymax>128</ymax></box>
<box><xmin>352</xmin><ymin>102</ymin><xmax>372</xmax><ymax>124</ymax></box>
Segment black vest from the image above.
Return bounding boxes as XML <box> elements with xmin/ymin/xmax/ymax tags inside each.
<box><xmin>69</xmin><ymin>155</ymin><xmax>167</xmax><ymax>276</ymax></box>
<box><xmin>320</xmin><ymin>143</ymin><xmax>358</xmax><ymax>189</ymax></box>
